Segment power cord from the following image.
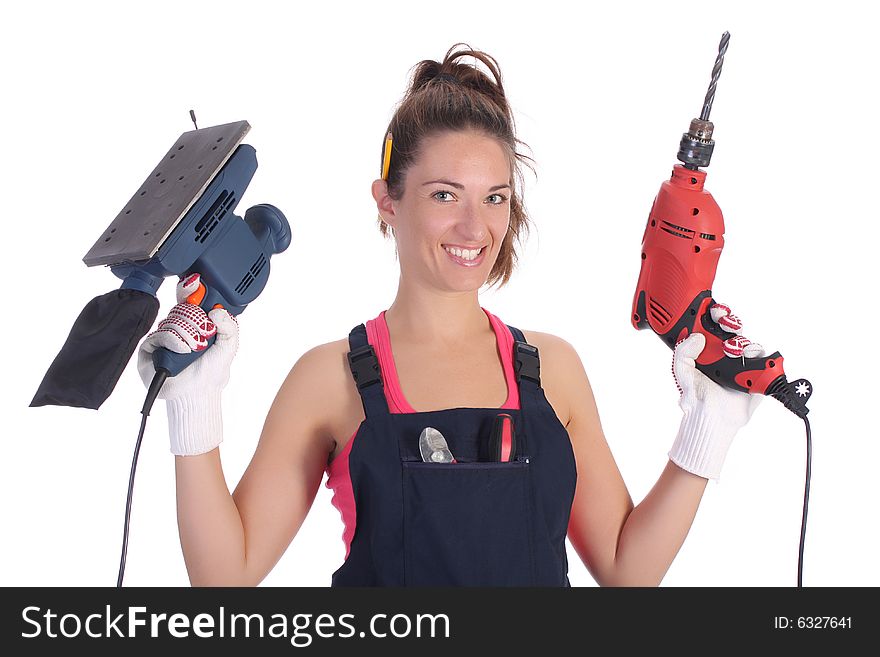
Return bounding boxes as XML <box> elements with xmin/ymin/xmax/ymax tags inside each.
<box><xmin>766</xmin><ymin>377</ymin><xmax>812</xmax><ymax>587</ymax></box>
<box><xmin>116</xmin><ymin>369</ymin><xmax>168</xmax><ymax>587</ymax></box>
<box><xmin>797</xmin><ymin>416</ymin><xmax>811</xmax><ymax>588</ymax></box>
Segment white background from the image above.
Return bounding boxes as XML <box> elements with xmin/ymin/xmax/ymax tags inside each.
<box><xmin>2</xmin><ymin>0</ymin><xmax>876</xmax><ymax>588</ymax></box>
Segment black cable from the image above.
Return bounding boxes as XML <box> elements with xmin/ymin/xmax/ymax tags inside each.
<box><xmin>117</xmin><ymin>412</ymin><xmax>148</xmax><ymax>587</ymax></box>
<box><xmin>117</xmin><ymin>369</ymin><xmax>168</xmax><ymax>587</ymax></box>
<box><xmin>767</xmin><ymin>379</ymin><xmax>812</xmax><ymax>587</ymax></box>
<box><xmin>797</xmin><ymin>415</ymin><xmax>811</xmax><ymax>588</ymax></box>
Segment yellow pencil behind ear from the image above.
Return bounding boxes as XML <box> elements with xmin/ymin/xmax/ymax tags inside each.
<box><xmin>381</xmin><ymin>131</ymin><xmax>393</xmax><ymax>180</ymax></box>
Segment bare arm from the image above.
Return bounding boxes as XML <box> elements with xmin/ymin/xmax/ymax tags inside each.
<box><xmin>529</xmin><ymin>332</ymin><xmax>707</xmax><ymax>586</ymax></box>
<box><xmin>174</xmin><ymin>342</ymin><xmax>347</xmax><ymax>586</ymax></box>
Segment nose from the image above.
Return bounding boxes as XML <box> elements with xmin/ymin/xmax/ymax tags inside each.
<box><xmin>455</xmin><ymin>200</ymin><xmax>488</xmax><ymax>243</ymax></box>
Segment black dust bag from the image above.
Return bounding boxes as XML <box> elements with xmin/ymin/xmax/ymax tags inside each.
<box><xmin>31</xmin><ymin>289</ymin><xmax>158</xmax><ymax>409</ymax></box>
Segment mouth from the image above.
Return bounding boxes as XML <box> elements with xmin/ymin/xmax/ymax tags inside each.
<box><xmin>442</xmin><ymin>244</ymin><xmax>487</xmax><ymax>267</ymax></box>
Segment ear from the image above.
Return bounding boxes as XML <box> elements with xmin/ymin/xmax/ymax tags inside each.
<box><xmin>372</xmin><ymin>178</ymin><xmax>397</xmax><ymax>229</ymax></box>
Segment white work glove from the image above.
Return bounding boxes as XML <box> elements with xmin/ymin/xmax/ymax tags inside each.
<box><xmin>668</xmin><ymin>303</ymin><xmax>763</xmax><ymax>480</ymax></box>
<box><xmin>137</xmin><ymin>273</ymin><xmax>239</xmax><ymax>456</ymax></box>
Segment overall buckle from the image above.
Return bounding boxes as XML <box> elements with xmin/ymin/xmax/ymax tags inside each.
<box><xmin>347</xmin><ymin>344</ymin><xmax>382</xmax><ymax>389</ymax></box>
<box><xmin>513</xmin><ymin>341</ymin><xmax>540</xmax><ymax>385</ymax></box>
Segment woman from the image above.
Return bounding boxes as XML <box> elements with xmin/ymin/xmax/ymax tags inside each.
<box><xmin>138</xmin><ymin>44</ymin><xmax>763</xmax><ymax>586</ymax></box>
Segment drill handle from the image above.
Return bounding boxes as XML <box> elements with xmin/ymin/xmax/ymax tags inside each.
<box><xmin>683</xmin><ymin>295</ymin><xmax>784</xmax><ymax>395</ymax></box>
<box><xmin>649</xmin><ymin>290</ymin><xmax>813</xmax><ymax>416</ymax></box>
<box><xmin>693</xmin><ymin>351</ymin><xmax>812</xmax><ymax>418</ymax></box>
<box><xmin>693</xmin><ymin>347</ymin><xmax>782</xmax><ymax>396</ymax></box>
<box><xmin>689</xmin><ymin>302</ymin><xmax>813</xmax><ymax>417</ymax></box>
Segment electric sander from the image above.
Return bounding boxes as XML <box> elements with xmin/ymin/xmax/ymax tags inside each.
<box><xmin>30</xmin><ymin>116</ymin><xmax>292</xmax><ymax>586</ymax></box>
<box><xmin>32</xmin><ymin>118</ymin><xmax>291</xmax><ymax>409</ymax></box>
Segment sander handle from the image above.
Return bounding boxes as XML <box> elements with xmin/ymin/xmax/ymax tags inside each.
<box><xmin>152</xmin><ymin>283</ymin><xmax>233</xmax><ymax>378</ymax></box>
<box><xmin>151</xmin><ymin>328</ymin><xmax>219</xmax><ymax>378</ymax></box>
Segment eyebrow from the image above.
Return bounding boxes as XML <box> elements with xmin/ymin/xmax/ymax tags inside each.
<box><xmin>422</xmin><ymin>179</ymin><xmax>511</xmax><ymax>192</ymax></box>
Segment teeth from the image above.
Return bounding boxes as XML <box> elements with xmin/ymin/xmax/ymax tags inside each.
<box><xmin>444</xmin><ymin>246</ymin><xmax>482</xmax><ymax>261</ymax></box>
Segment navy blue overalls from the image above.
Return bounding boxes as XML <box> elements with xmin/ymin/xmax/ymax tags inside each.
<box><xmin>331</xmin><ymin>321</ymin><xmax>577</xmax><ymax>586</ymax></box>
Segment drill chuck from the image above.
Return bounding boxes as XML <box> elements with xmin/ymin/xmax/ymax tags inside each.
<box><xmin>678</xmin><ymin>118</ymin><xmax>716</xmax><ymax>170</ymax></box>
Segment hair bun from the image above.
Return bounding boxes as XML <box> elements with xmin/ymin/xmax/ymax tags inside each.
<box><xmin>409</xmin><ymin>43</ymin><xmax>506</xmax><ymax>100</ymax></box>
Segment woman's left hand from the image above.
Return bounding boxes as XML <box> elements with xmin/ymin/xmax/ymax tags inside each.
<box><xmin>668</xmin><ymin>304</ymin><xmax>764</xmax><ymax>481</ymax></box>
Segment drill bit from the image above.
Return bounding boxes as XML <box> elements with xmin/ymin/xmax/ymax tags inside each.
<box><xmin>700</xmin><ymin>31</ymin><xmax>730</xmax><ymax>122</ymax></box>
<box><xmin>677</xmin><ymin>31</ymin><xmax>730</xmax><ymax>170</ymax></box>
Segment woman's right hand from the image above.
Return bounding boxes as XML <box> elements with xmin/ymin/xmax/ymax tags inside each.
<box><xmin>137</xmin><ymin>273</ymin><xmax>239</xmax><ymax>456</ymax></box>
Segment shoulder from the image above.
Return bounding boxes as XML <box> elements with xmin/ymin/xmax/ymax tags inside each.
<box><xmin>278</xmin><ymin>337</ymin><xmax>356</xmax><ymax>406</ymax></box>
<box><xmin>290</xmin><ymin>337</ymin><xmax>352</xmax><ymax>376</ymax></box>
<box><xmin>519</xmin><ymin>330</ymin><xmax>592</xmax><ymax>429</ymax></box>
<box><xmin>520</xmin><ymin>330</ymin><xmax>587</xmax><ymax>382</ymax></box>
<box><xmin>267</xmin><ymin>335</ymin><xmax>362</xmax><ymax>444</ymax></box>
<box><xmin>520</xmin><ymin>330</ymin><xmax>580</xmax><ymax>361</ymax></box>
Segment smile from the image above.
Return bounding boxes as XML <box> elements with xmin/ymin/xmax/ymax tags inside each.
<box><xmin>443</xmin><ymin>245</ymin><xmax>486</xmax><ymax>266</ymax></box>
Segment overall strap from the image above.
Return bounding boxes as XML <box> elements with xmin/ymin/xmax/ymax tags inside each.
<box><xmin>347</xmin><ymin>324</ymin><xmax>390</xmax><ymax>419</ymax></box>
<box><xmin>506</xmin><ymin>324</ymin><xmax>543</xmax><ymax>458</ymax></box>
<box><xmin>507</xmin><ymin>325</ymin><xmax>541</xmax><ymax>390</ymax></box>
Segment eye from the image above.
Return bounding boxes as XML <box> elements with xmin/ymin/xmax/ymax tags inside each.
<box><xmin>485</xmin><ymin>193</ymin><xmax>508</xmax><ymax>205</ymax></box>
<box><xmin>432</xmin><ymin>190</ymin><xmax>455</xmax><ymax>202</ymax></box>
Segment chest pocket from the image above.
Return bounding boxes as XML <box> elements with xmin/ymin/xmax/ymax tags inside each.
<box><xmin>402</xmin><ymin>455</ymin><xmax>536</xmax><ymax>585</ymax></box>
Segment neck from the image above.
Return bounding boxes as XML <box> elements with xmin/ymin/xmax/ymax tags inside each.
<box><xmin>384</xmin><ymin>276</ymin><xmax>489</xmax><ymax>346</ymax></box>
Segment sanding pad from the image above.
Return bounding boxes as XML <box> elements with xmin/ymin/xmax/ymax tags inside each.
<box><xmin>83</xmin><ymin>120</ymin><xmax>250</xmax><ymax>267</ymax></box>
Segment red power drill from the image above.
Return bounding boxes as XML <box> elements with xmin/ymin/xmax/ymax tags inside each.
<box><xmin>631</xmin><ymin>31</ymin><xmax>812</xmax><ymax>419</ymax></box>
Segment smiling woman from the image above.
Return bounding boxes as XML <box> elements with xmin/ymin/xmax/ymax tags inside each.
<box><xmin>134</xmin><ymin>42</ymin><xmax>765</xmax><ymax>588</ymax></box>
<box><xmin>374</xmin><ymin>130</ymin><xmax>513</xmax><ymax>293</ymax></box>
<box><xmin>375</xmin><ymin>45</ymin><xmax>533</xmax><ymax>289</ymax></box>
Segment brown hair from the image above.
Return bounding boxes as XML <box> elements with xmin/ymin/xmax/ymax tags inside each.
<box><xmin>379</xmin><ymin>43</ymin><xmax>534</xmax><ymax>288</ymax></box>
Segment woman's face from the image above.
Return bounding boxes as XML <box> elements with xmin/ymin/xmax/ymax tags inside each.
<box><xmin>385</xmin><ymin>130</ymin><xmax>511</xmax><ymax>294</ymax></box>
